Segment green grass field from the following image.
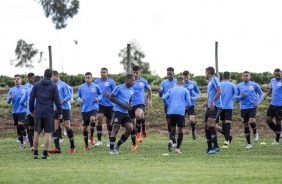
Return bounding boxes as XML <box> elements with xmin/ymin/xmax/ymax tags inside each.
<box><xmin>0</xmin><ymin>133</ymin><xmax>281</xmax><ymax>184</ymax></box>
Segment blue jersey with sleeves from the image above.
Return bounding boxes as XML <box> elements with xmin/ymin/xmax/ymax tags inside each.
<box><xmin>24</xmin><ymin>82</ymin><xmax>33</xmax><ymax>89</ymax></box>
<box><xmin>163</xmin><ymin>86</ymin><xmax>191</xmax><ymax>116</ymax></box>
<box><xmin>77</xmin><ymin>83</ymin><xmax>102</xmax><ymax>112</ymax></box>
<box><xmin>270</xmin><ymin>78</ymin><xmax>282</xmax><ymax>106</ymax></box>
<box><xmin>184</xmin><ymin>80</ymin><xmax>200</xmax><ymax>106</ymax></box>
<box><xmin>112</xmin><ymin>84</ymin><xmax>134</xmax><ymax>113</ymax></box>
<box><xmin>54</xmin><ymin>80</ymin><xmax>71</xmax><ymax>110</ymax></box>
<box><xmin>7</xmin><ymin>85</ymin><xmax>26</xmax><ymax>114</ymax></box>
<box><xmin>131</xmin><ymin>77</ymin><xmax>150</xmax><ymax>106</ymax></box>
<box><xmin>94</xmin><ymin>77</ymin><xmax>116</xmax><ymax>106</ymax></box>
<box><xmin>66</xmin><ymin>84</ymin><xmax>73</xmax><ymax>110</ymax></box>
<box><xmin>159</xmin><ymin>79</ymin><xmax>177</xmax><ymax>106</ymax></box>
<box><xmin>220</xmin><ymin>80</ymin><xmax>236</xmax><ymax>109</ymax></box>
<box><xmin>236</xmin><ymin>81</ymin><xmax>263</xmax><ymax>109</ymax></box>
<box><xmin>20</xmin><ymin>87</ymin><xmax>33</xmax><ymax>115</ymax></box>
<box><xmin>207</xmin><ymin>77</ymin><xmax>222</xmax><ymax>108</ymax></box>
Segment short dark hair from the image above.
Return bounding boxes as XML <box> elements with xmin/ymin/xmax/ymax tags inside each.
<box><xmin>167</xmin><ymin>67</ymin><xmax>174</xmax><ymax>72</ymax></box>
<box><xmin>132</xmin><ymin>65</ymin><xmax>140</xmax><ymax>71</ymax></box>
<box><xmin>52</xmin><ymin>70</ymin><xmax>59</xmax><ymax>77</ymax></box>
<box><xmin>44</xmin><ymin>69</ymin><xmax>53</xmax><ymax>78</ymax></box>
<box><xmin>177</xmin><ymin>77</ymin><xmax>184</xmax><ymax>82</ymax></box>
<box><xmin>34</xmin><ymin>75</ymin><xmax>41</xmax><ymax>83</ymax></box>
<box><xmin>183</xmin><ymin>70</ymin><xmax>190</xmax><ymax>76</ymax></box>
<box><xmin>27</xmin><ymin>73</ymin><xmax>34</xmax><ymax>78</ymax></box>
<box><xmin>223</xmin><ymin>71</ymin><xmax>231</xmax><ymax>79</ymax></box>
<box><xmin>243</xmin><ymin>71</ymin><xmax>250</xmax><ymax>74</ymax></box>
<box><xmin>85</xmin><ymin>72</ymin><xmax>92</xmax><ymax>76</ymax></box>
<box><xmin>125</xmin><ymin>74</ymin><xmax>134</xmax><ymax>81</ymax></box>
<box><xmin>274</xmin><ymin>68</ymin><xmax>281</xmax><ymax>73</ymax></box>
<box><xmin>101</xmin><ymin>67</ymin><xmax>108</xmax><ymax>71</ymax></box>
<box><xmin>206</xmin><ymin>67</ymin><xmax>215</xmax><ymax>75</ymax></box>
<box><xmin>14</xmin><ymin>74</ymin><xmax>21</xmax><ymax>78</ymax></box>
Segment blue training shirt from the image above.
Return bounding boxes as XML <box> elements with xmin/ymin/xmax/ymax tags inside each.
<box><xmin>94</xmin><ymin>77</ymin><xmax>116</xmax><ymax>107</ymax></box>
<box><xmin>220</xmin><ymin>80</ymin><xmax>236</xmax><ymax>109</ymax></box>
<box><xmin>111</xmin><ymin>84</ymin><xmax>134</xmax><ymax>113</ymax></box>
<box><xmin>7</xmin><ymin>85</ymin><xmax>27</xmax><ymax>114</ymax></box>
<box><xmin>77</xmin><ymin>83</ymin><xmax>102</xmax><ymax>113</ymax></box>
<box><xmin>20</xmin><ymin>87</ymin><xmax>33</xmax><ymax>115</ymax></box>
<box><xmin>131</xmin><ymin>77</ymin><xmax>151</xmax><ymax>106</ymax></box>
<box><xmin>207</xmin><ymin>77</ymin><xmax>222</xmax><ymax>108</ymax></box>
<box><xmin>269</xmin><ymin>78</ymin><xmax>282</xmax><ymax>106</ymax></box>
<box><xmin>236</xmin><ymin>81</ymin><xmax>263</xmax><ymax>109</ymax></box>
<box><xmin>54</xmin><ymin>80</ymin><xmax>71</xmax><ymax>110</ymax></box>
<box><xmin>158</xmin><ymin>79</ymin><xmax>177</xmax><ymax>97</ymax></box>
<box><xmin>163</xmin><ymin>86</ymin><xmax>191</xmax><ymax>116</ymax></box>
<box><xmin>24</xmin><ymin>82</ymin><xmax>33</xmax><ymax>89</ymax></box>
<box><xmin>184</xmin><ymin>80</ymin><xmax>200</xmax><ymax>106</ymax></box>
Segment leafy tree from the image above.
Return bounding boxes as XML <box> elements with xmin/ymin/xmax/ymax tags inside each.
<box><xmin>38</xmin><ymin>0</ymin><xmax>79</xmax><ymax>30</ymax></box>
<box><xmin>118</xmin><ymin>40</ymin><xmax>152</xmax><ymax>74</ymax></box>
<box><xmin>10</xmin><ymin>39</ymin><xmax>39</xmax><ymax>69</ymax></box>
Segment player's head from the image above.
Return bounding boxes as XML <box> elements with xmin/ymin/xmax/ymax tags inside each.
<box><xmin>183</xmin><ymin>70</ymin><xmax>190</xmax><ymax>82</ymax></box>
<box><xmin>125</xmin><ymin>74</ymin><xmax>134</xmax><ymax>88</ymax></box>
<box><xmin>177</xmin><ymin>77</ymin><xmax>184</xmax><ymax>86</ymax></box>
<box><xmin>52</xmin><ymin>70</ymin><xmax>59</xmax><ymax>83</ymax></box>
<box><xmin>34</xmin><ymin>75</ymin><xmax>41</xmax><ymax>85</ymax></box>
<box><xmin>100</xmin><ymin>67</ymin><xmax>108</xmax><ymax>79</ymax></box>
<box><xmin>84</xmin><ymin>72</ymin><xmax>93</xmax><ymax>84</ymax></box>
<box><xmin>223</xmin><ymin>71</ymin><xmax>231</xmax><ymax>80</ymax></box>
<box><xmin>242</xmin><ymin>71</ymin><xmax>250</xmax><ymax>82</ymax></box>
<box><xmin>167</xmin><ymin>67</ymin><xmax>174</xmax><ymax>80</ymax></box>
<box><xmin>13</xmin><ymin>74</ymin><xmax>22</xmax><ymax>86</ymax></box>
<box><xmin>27</xmin><ymin>73</ymin><xmax>35</xmax><ymax>84</ymax></box>
<box><xmin>273</xmin><ymin>68</ymin><xmax>281</xmax><ymax>80</ymax></box>
<box><xmin>132</xmin><ymin>65</ymin><xmax>141</xmax><ymax>80</ymax></box>
<box><xmin>205</xmin><ymin>66</ymin><xmax>215</xmax><ymax>79</ymax></box>
<box><xmin>44</xmin><ymin>69</ymin><xmax>53</xmax><ymax>78</ymax></box>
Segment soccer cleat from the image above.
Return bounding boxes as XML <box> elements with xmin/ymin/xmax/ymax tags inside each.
<box><xmin>59</xmin><ymin>138</ymin><xmax>64</xmax><ymax>143</ymax></box>
<box><xmin>172</xmin><ymin>143</ymin><xmax>177</xmax><ymax>148</ymax></box>
<box><xmin>90</xmin><ymin>136</ymin><xmax>95</xmax><ymax>145</ymax></box>
<box><xmin>30</xmin><ymin>147</ymin><xmax>34</xmax><ymax>152</ymax></box>
<box><xmin>168</xmin><ymin>140</ymin><xmax>173</xmax><ymax>152</ymax></box>
<box><xmin>42</xmin><ymin>155</ymin><xmax>50</xmax><ymax>159</ymax></box>
<box><xmin>175</xmin><ymin>149</ymin><xmax>182</xmax><ymax>154</ymax></box>
<box><xmin>254</xmin><ymin>133</ymin><xmax>259</xmax><ymax>142</ymax></box>
<box><xmin>213</xmin><ymin>147</ymin><xmax>220</xmax><ymax>152</ymax></box>
<box><xmin>19</xmin><ymin>144</ymin><xmax>26</xmax><ymax>149</ymax></box>
<box><xmin>34</xmin><ymin>155</ymin><xmax>40</xmax><ymax>159</ymax></box>
<box><xmin>192</xmin><ymin>131</ymin><xmax>197</xmax><ymax>140</ymax></box>
<box><xmin>229</xmin><ymin>135</ymin><xmax>233</xmax><ymax>144</ymax></box>
<box><xmin>224</xmin><ymin>141</ymin><xmax>230</xmax><ymax>146</ymax></box>
<box><xmin>142</xmin><ymin>131</ymin><xmax>147</xmax><ymax>138</ymax></box>
<box><xmin>95</xmin><ymin>140</ymin><xmax>102</xmax><ymax>146</ymax></box>
<box><xmin>107</xmin><ymin>139</ymin><xmax>110</xmax><ymax>147</ymax></box>
<box><xmin>246</xmin><ymin>144</ymin><xmax>252</xmax><ymax>149</ymax></box>
<box><xmin>48</xmin><ymin>148</ymin><xmax>61</xmax><ymax>153</ymax></box>
<box><xmin>70</xmin><ymin>148</ymin><xmax>76</xmax><ymax>154</ymax></box>
<box><xmin>23</xmin><ymin>136</ymin><xmax>28</xmax><ymax>145</ymax></box>
<box><xmin>16</xmin><ymin>139</ymin><xmax>21</xmax><ymax>143</ymax></box>
<box><xmin>206</xmin><ymin>149</ymin><xmax>216</xmax><ymax>154</ymax></box>
<box><xmin>109</xmin><ymin>149</ymin><xmax>118</xmax><ymax>155</ymax></box>
<box><xmin>272</xmin><ymin>140</ymin><xmax>279</xmax><ymax>145</ymax></box>
<box><xmin>136</xmin><ymin>132</ymin><xmax>142</xmax><ymax>143</ymax></box>
<box><xmin>84</xmin><ymin>146</ymin><xmax>90</xmax><ymax>151</ymax></box>
<box><xmin>132</xmin><ymin>144</ymin><xmax>137</xmax><ymax>151</ymax></box>
<box><xmin>114</xmin><ymin>144</ymin><xmax>120</xmax><ymax>152</ymax></box>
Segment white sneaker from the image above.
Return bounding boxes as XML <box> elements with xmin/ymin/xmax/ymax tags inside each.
<box><xmin>16</xmin><ymin>139</ymin><xmax>21</xmax><ymax>143</ymax></box>
<box><xmin>95</xmin><ymin>140</ymin><xmax>102</xmax><ymax>146</ymax></box>
<box><xmin>254</xmin><ymin>133</ymin><xmax>259</xmax><ymax>142</ymax></box>
<box><xmin>59</xmin><ymin>138</ymin><xmax>64</xmax><ymax>143</ymax></box>
<box><xmin>23</xmin><ymin>136</ymin><xmax>28</xmax><ymax>145</ymax></box>
<box><xmin>246</xmin><ymin>144</ymin><xmax>252</xmax><ymax>149</ymax></box>
<box><xmin>107</xmin><ymin>139</ymin><xmax>110</xmax><ymax>147</ymax></box>
<box><xmin>272</xmin><ymin>140</ymin><xmax>279</xmax><ymax>145</ymax></box>
<box><xmin>64</xmin><ymin>128</ymin><xmax>67</xmax><ymax>136</ymax></box>
<box><xmin>224</xmin><ymin>141</ymin><xmax>230</xmax><ymax>145</ymax></box>
<box><xmin>172</xmin><ymin>143</ymin><xmax>177</xmax><ymax>147</ymax></box>
<box><xmin>109</xmin><ymin>149</ymin><xmax>118</xmax><ymax>155</ymax></box>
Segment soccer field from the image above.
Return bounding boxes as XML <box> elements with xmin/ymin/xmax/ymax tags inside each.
<box><xmin>0</xmin><ymin>134</ymin><xmax>281</xmax><ymax>184</ymax></box>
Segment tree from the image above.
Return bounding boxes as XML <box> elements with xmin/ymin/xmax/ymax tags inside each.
<box><xmin>10</xmin><ymin>39</ymin><xmax>40</xmax><ymax>69</ymax></box>
<box><xmin>38</xmin><ymin>0</ymin><xmax>80</xmax><ymax>30</ymax></box>
<box><xmin>118</xmin><ymin>40</ymin><xmax>151</xmax><ymax>74</ymax></box>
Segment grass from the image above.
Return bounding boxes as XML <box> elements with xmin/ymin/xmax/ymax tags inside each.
<box><xmin>0</xmin><ymin>133</ymin><xmax>282</xmax><ymax>184</ymax></box>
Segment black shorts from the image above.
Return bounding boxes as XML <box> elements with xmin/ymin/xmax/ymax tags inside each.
<box><xmin>220</xmin><ymin>109</ymin><xmax>233</xmax><ymax>121</ymax></box>
<box><xmin>55</xmin><ymin>110</ymin><xmax>70</xmax><ymax>121</ymax></box>
<box><xmin>185</xmin><ymin>106</ymin><xmax>195</xmax><ymax>116</ymax></box>
<box><xmin>204</xmin><ymin>107</ymin><xmax>221</xmax><ymax>122</ymax></box>
<box><xmin>34</xmin><ymin>117</ymin><xmax>55</xmax><ymax>133</ymax></box>
<box><xmin>12</xmin><ymin>113</ymin><xmax>26</xmax><ymax>126</ymax></box>
<box><xmin>241</xmin><ymin>108</ymin><xmax>256</xmax><ymax>123</ymax></box>
<box><xmin>98</xmin><ymin>104</ymin><xmax>113</xmax><ymax>120</ymax></box>
<box><xmin>112</xmin><ymin>111</ymin><xmax>132</xmax><ymax>125</ymax></box>
<box><xmin>82</xmin><ymin>110</ymin><xmax>97</xmax><ymax>126</ymax></box>
<box><xmin>128</xmin><ymin>104</ymin><xmax>145</xmax><ymax>119</ymax></box>
<box><xmin>266</xmin><ymin>105</ymin><xmax>282</xmax><ymax>120</ymax></box>
<box><xmin>169</xmin><ymin>114</ymin><xmax>185</xmax><ymax>127</ymax></box>
<box><xmin>26</xmin><ymin>114</ymin><xmax>35</xmax><ymax>126</ymax></box>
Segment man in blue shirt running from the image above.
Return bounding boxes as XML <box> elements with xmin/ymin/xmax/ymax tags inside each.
<box><xmin>94</xmin><ymin>67</ymin><xmax>116</xmax><ymax>147</ymax></box>
<box><xmin>203</xmin><ymin>67</ymin><xmax>222</xmax><ymax>154</ymax></box>
<box><xmin>109</xmin><ymin>74</ymin><xmax>135</xmax><ymax>154</ymax></box>
<box><xmin>24</xmin><ymin>73</ymin><xmax>35</xmax><ymax>89</ymax></box>
<box><xmin>183</xmin><ymin>70</ymin><xmax>200</xmax><ymax>140</ymax></box>
<box><xmin>264</xmin><ymin>68</ymin><xmax>282</xmax><ymax>145</ymax></box>
<box><xmin>77</xmin><ymin>72</ymin><xmax>102</xmax><ymax>151</ymax></box>
<box><xmin>163</xmin><ymin>77</ymin><xmax>191</xmax><ymax>154</ymax></box>
<box><xmin>159</xmin><ymin>67</ymin><xmax>177</xmax><ymax>146</ymax></box>
<box><xmin>236</xmin><ymin>71</ymin><xmax>263</xmax><ymax>148</ymax></box>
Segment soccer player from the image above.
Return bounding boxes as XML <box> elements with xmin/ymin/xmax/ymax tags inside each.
<box><xmin>20</xmin><ymin>75</ymin><xmax>41</xmax><ymax>151</ymax></box>
<box><xmin>77</xmin><ymin>72</ymin><xmax>102</xmax><ymax>151</ymax></box>
<box><xmin>158</xmin><ymin>67</ymin><xmax>177</xmax><ymax>146</ymax></box>
<box><xmin>94</xmin><ymin>68</ymin><xmax>116</xmax><ymax>147</ymax></box>
<box><xmin>236</xmin><ymin>71</ymin><xmax>263</xmax><ymax>148</ymax></box>
<box><xmin>49</xmin><ymin>71</ymin><xmax>75</xmax><ymax>154</ymax></box>
<box><xmin>6</xmin><ymin>74</ymin><xmax>28</xmax><ymax>148</ymax></box>
<box><xmin>129</xmin><ymin>65</ymin><xmax>152</xmax><ymax>150</ymax></box>
<box><xmin>219</xmin><ymin>71</ymin><xmax>236</xmax><ymax>146</ymax></box>
<box><xmin>30</xmin><ymin>69</ymin><xmax>62</xmax><ymax>159</ymax></box>
<box><xmin>264</xmin><ymin>68</ymin><xmax>282</xmax><ymax>145</ymax></box>
<box><xmin>182</xmin><ymin>70</ymin><xmax>200</xmax><ymax>140</ymax></box>
<box><xmin>203</xmin><ymin>67</ymin><xmax>222</xmax><ymax>154</ymax></box>
<box><xmin>108</xmin><ymin>74</ymin><xmax>134</xmax><ymax>155</ymax></box>
<box><xmin>163</xmin><ymin>77</ymin><xmax>191</xmax><ymax>154</ymax></box>
<box><xmin>24</xmin><ymin>72</ymin><xmax>35</xmax><ymax>89</ymax></box>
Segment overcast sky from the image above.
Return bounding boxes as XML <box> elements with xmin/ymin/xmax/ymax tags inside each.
<box><xmin>1</xmin><ymin>0</ymin><xmax>282</xmax><ymax>78</ymax></box>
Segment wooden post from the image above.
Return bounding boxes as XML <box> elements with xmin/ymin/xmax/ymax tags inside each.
<box><xmin>48</xmin><ymin>46</ymin><xmax>52</xmax><ymax>69</ymax></box>
<box><xmin>215</xmin><ymin>42</ymin><xmax>219</xmax><ymax>78</ymax></box>
<box><xmin>127</xmin><ymin>44</ymin><xmax>131</xmax><ymax>74</ymax></box>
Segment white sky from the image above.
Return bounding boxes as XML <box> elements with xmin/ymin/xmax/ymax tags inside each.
<box><xmin>1</xmin><ymin>0</ymin><xmax>282</xmax><ymax>78</ymax></box>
